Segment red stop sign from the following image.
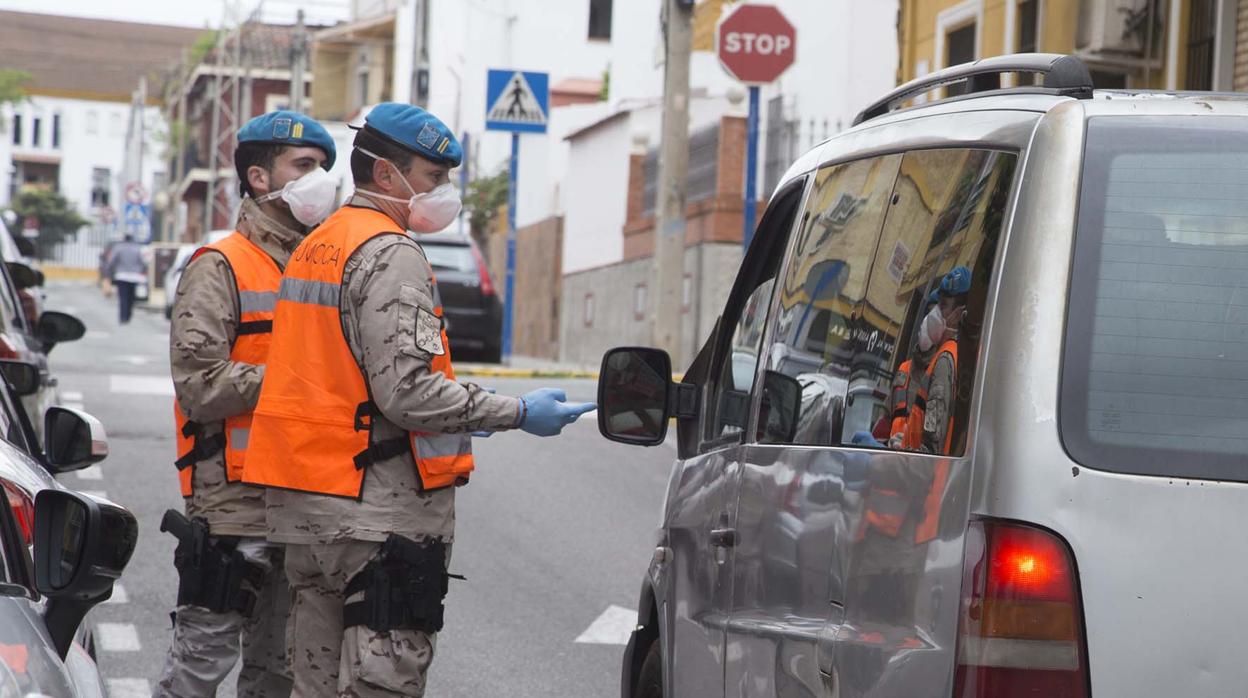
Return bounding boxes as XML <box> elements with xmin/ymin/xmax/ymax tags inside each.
<box><xmin>716</xmin><ymin>4</ymin><xmax>797</xmax><ymax>85</ymax></box>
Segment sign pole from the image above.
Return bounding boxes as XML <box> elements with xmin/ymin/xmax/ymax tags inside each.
<box><xmin>502</xmin><ymin>132</ymin><xmax>519</xmax><ymax>363</ymax></box>
<box><xmin>743</xmin><ymin>85</ymin><xmax>760</xmax><ymax>250</ymax></box>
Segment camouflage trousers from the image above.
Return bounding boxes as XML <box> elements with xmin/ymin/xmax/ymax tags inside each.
<box><xmin>154</xmin><ymin>538</ymin><xmax>293</xmax><ymax>698</ymax></box>
<box><xmin>285</xmin><ymin>541</ymin><xmax>437</xmax><ymax>698</ymax></box>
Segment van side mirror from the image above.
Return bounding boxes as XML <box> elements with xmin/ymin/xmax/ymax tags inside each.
<box><xmin>0</xmin><ymin>359</ymin><xmax>40</xmax><ymax>397</ymax></box>
<box><xmin>36</xmin><ymin>311</ymin><xmax>85</xmax><ymax>353</ymax></box>
<box><xmin>598</xmin><ymin>347</ymin><xmax>697</xmax><ymax>446</ymax></box>
<box><xmin>13</xmin><ymin>237</ymin><xmax>35</xmax><ymax>259</ymax></box>
<box><xmin>6</xmin><ymin>261</ymin><xmax>38</xmax><ymax>290</ymax></box>
<box><xmin>44</xmin><ymin>407</ymin><xmax>108</xmax><ymax>470</ymax></box>
<box><xmin>758</xmin><ymin>371</ymin><xmax>803</xmax><ymax>443</ymax></box>
<box><xmin>33</xmin><ymin>490</ymin><xmax>137</xmax><ymax>658</ymax></box>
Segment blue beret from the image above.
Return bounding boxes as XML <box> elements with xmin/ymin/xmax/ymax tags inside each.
<box><xmin>237</xmin><ymin>110</ymin><xmax>336</xmax><ymax>169</ymax></box>
<box><xmin>358</xmin><ymin>103</ymin><xmax>462</xmax><ymax>167</ymax></box>
<box><xmin>938</xmin><ymin>266</ymin><xmax>973</xmax><ymax>296</ymax></box>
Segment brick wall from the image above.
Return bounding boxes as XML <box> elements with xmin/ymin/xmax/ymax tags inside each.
<box><xmin>1236</xmin><ymin>0</ymin><xmax>1248</xmax><ymax>91</ymax></box>
<box><xmin>485</xmin><ymin>213</ymin><xmax>564</xmax><ymax>361</ymax></box>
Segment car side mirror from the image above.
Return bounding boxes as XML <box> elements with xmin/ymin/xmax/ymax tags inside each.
<box><xmin>36</xmin><ymin>311</ymin><xmax>85</xmax><ymax>352</ymax></box>
<box><xmin>758</xmin><ymin>371</ymin><xmax>803</xmax><ymax>443</ymax></box>
<box><xmin>44</xmin><ymin>407</ymin><xmax>108</xmax><ymax>470</ymax></box>
<box><xmin>6</xmin><ymin>261</ymin><xmax>38</xmax><ymax>290</ymax></box>
<box><xmin>598</xmin><ymin>347</ymin><xmax>698</xmax><ymax>446</ymax></box>
<box><xmin>33</xmin><ymin>490</ymin><xmax>137</xmax><ymax>658</ymax></box>
<box><xmin>0</xmin><ymin>359</ymin><xmax>39</xmax><ymax>397</ymax></box>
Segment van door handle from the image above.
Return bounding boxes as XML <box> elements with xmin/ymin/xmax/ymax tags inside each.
<box><xmin>710</xmin><ymin>528</ymin><xmax>737</xmax><ymax>548</ymax></box>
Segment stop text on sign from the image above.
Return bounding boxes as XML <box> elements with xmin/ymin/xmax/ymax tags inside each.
<box><xmin>722</xmin><ymin>31</ymin><xmax>792</xmax><ymax>57</ymax></box>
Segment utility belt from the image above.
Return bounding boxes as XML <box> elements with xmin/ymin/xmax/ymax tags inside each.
<box><xmin>342</xmin><ymin>534</ymin><xmax>464</xmax><ymax>634</ymax></box>
<box><xmin>160</xmin><ymin>510</ymin><xmax>264</xmax><ymax>616</ymax></box>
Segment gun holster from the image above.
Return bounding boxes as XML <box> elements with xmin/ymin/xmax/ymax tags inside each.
<box><xmin>342</xmin><ymin>534</ymin><xmax>461</xmax><ymax>634</ymax></box>
<box><xmin>161</xmin><ymin>510</ymin><xmax>264</xmax><ymax>616</ymax></box>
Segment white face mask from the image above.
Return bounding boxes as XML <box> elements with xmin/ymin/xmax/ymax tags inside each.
<box><xmin>356</xmin><ymin>147</ymin><xmax>462</xmax><ymax>233</ymax></box>
<box><xmin>917</xmin><ymin>305</ymin><xmax>947</xmax><ymax>353</ymax></box>
<box><xmin>257</xmin><ymin>167</ymin><xmax>337</xmax><ymax>227</ymax></box>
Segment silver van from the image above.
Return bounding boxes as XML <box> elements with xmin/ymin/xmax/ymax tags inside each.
<box><xmin>598</xmin><ymin>54</ymin><xmax>1248</xmax><ymax>698</ymax></box>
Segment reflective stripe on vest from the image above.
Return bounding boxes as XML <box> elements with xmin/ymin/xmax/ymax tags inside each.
<box><xmin>242</xmin><ymin>206</ymin><xmax>474</xmax><ymax>499</ymax></box>
<box><xmin>173</xmin><ymin>232</ymin><xmax>281</xmax><ymax>497</ymax></box>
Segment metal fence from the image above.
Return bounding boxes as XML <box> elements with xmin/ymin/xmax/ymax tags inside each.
<box><xmin>44</xmin><ymin>224</ymin><xmax>110</xmax><ymax>270</ymax></box>
<box><xmin>641</xmin><ymin>123</ymin><xmax>721</xmax><ymax>218</ymax></box>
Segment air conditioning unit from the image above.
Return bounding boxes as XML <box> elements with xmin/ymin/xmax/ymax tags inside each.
<box><xmin>1077</xmin><ymin>0</ymin><xmax>1165</xmax><ymax>59</ymax></box>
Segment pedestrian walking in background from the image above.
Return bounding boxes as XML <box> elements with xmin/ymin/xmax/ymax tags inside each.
<box><xmin>105</xmin><ymin>233</ymin><xmax>146</xmax><ymax>323</ymax></box>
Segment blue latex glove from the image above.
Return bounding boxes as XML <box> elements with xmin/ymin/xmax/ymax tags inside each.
<box><xmin>519</xmin><ymin>388</ymin><xmax>597</xmax><ymax>437</ymax></box>
<box><xmin>851</xmin><ymin>430</ymin><xmax>885</xmax><ymax>448</ymax></box>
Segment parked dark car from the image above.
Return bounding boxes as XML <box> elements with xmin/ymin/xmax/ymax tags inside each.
<box><xmin>0</xmin><ymin>359</ymin><xmax>133</xmax><ymax>696</ymax></box>
<box><xmin>417</xmin><ymin>231</ymin><xmax>503</xmax><ymax>363</ymax></box>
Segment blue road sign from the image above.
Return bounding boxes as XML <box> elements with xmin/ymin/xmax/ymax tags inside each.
<box><xmin>486</xmin><ymin>69</ymin><xmax>549</xmax><ymax>134</ymax></box>
<box><xmin>123</xmin><ymin>202</ymin><xmax>151</xmax><ymax>242</ymax></box>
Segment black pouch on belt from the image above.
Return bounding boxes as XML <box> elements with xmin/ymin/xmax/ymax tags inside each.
<box><xmin>342</xmin><ymin>533</ymin><xmax>463</xmax><ymax>634</ymax></box>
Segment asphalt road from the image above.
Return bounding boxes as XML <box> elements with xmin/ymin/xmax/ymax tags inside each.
<box><xmin>41</xmin><ymin>280</ymin><xmax>675</xmax><ymax>697</ymax></box>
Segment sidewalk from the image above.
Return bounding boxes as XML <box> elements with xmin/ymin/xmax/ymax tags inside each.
<box><xmin>457</xmin><ymin>354</ymin><xmax>599</xmax><ymax>380</ymax></box>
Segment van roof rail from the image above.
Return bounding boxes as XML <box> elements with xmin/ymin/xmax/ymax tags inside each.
<box><xmin>853</xmin><ymin>53</ymin><xmax>1094</xmax><ymax>126</ymax></box>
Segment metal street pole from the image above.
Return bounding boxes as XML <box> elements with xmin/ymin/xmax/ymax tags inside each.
<box><xmin>290</xmin><ymin>9</ymin><xmax>307</xmax><ymax>113</ymax></box>
<box><xmin>652</xmin><ymin>0</ymin><xmax>693</xmax><ymax>363</ymax></box>
<box><xmin>743</xmin><ymin>85</ymin><xmax>760</xmax><ymax>249</ymax></box>
<box><xmin>502</xmin><ymin>132</ymin><xmax>519</xmax><ymax>363</ymax></box>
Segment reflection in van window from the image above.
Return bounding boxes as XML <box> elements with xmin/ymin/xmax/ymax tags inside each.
<box><xmin>762</xmin><ymin>148</ymin><xmax>1017</xmax><ymax>456</ymax></box>
<box><xmin>763</xmin><ymin>155</ymin><xmax>901</xmax><ymax>446</ymax></box>
<box><xmin>1064</xmin><ymin>117</ymin><xmax>1248</xmax><ymax>481</ymax></box>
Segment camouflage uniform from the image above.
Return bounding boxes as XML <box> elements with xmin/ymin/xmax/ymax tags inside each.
<box><xmin>156</xmin><ymin>198</ymin><xmax>303</xmax><ymax>698</ymax></box>
<box><xmin>267</xmin><ymin>196</ymin><xmax>521</xmax><ymax>697</ymax></box>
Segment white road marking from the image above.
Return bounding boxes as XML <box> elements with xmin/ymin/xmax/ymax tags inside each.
<box><xmin>79</xmin><ymin>490</ymin><xmax>108</xmax><ymax>499</ymax></box>
<box><xmin>117</xmin><ymin>355</ymin><xmax>154</xmax><ymax>366</ymax></box>
<box><xmin>64</xmin><ymin>403</ymin><xmax>85</xmax><ymax>412</ymax></box>
<box><xmin>96</xmin><ymin>622</ymin><xmax>142</xmax><ymax>652</ymax></box>
<box><xmin>106</xmin><ymin>678</ymin><xmax>152</xmax><ymax>698</ymax></box>
<box><xmin>109</xmin><ymin>374</ymin><xmax>174</xmax><ymax>397</ymax></box>
<box><xmin>85</xmin><ymin>330</ymin><xmax>111</xmax><ymax>340</ymax></box>
<box><xmin>104</xmin><ymin>583</ymin><xmax>128</xmax><ymax>604</ymax></box>
<box><xmin>574</xmin><ymin>604</ymin><xmax>637</xmax><ymax>645</ymax></box>
<box><xmin>75</xmin><ymin>465</ymin><xmax>104</xmax><ymax>481</ymax></box>
<box><xmin>61</xmin><ymin>391</ymin><xmax>84</xmax><ymax>402</ymax></box>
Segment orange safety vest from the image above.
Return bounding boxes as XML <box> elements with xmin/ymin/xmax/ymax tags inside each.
<box><xmin>173</xmin><ymin>232</ymin><xmax>280</xmax><ymax>497</ymax></box>
<box><xmin>862</xmin><ymin>340</ymin><xmax>956</xmax><ymax>544</ymax></box>
<box><xmin>242</xmin><ymin>206</ymin><xmax>474</xmax><ymax>499</ymax></box>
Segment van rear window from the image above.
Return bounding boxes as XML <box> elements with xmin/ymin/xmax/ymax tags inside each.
<box><xmin>1062</xmin><ymin>116</ymin><xmax>1248</xmax><ymax>481</ymax></box>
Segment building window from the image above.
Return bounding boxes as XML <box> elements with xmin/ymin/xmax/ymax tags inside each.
<box><xmin>91</xmin><ymin>167</ymin><xmax>110</xmax><ymax>208</ymax></box>
<box><xmin>633</xmin><ymin>283</ymin><xmax>648</xmax><ymax>321</ymax></box>
<box><xmin>357</xmin><ymin>52</ymin><xmax>370</xmax><ymax>107</ymax></box>
<box><xmin>109</xmin><ymin>113</ymin><xmax>123</xmax><ymax>138</ymax></box>
<box><xmin>764</xmin><ymin>96</ymin><xmax>799</xmax><ymax>195</ymax></box>
<box><xmin>945</xmin><ymin>23</ymin><xmax>977</xmax><ymax>95</ymax></box>
<box><xmin>31</xmin><ymin>117</ymin><xmax>41</xmax><ymax>147</ymax></box>
<box><xmin>1186</xmin><ymin>0</ymin><xmax>1217</xmax><ymax>91</ymax></box>
<box><xmin>588</xmin><ymin>0</ymin><xmax>612</xmax><ymax>40</ymax></box>
<box><xmin>10</xmin><ymin>114</ymin><xmax>20</xmax><ymax>146</ymax></box>
<box><xmin>51</xmin><ymin>114</ymin><xmax>61</xmax><ymax>149</ymax></box>
<box><xmin>1016</xmin><ymin>0</ymin><xmax>1040</xmax><ymax>85</ymax></box>
<box><xmin>86</xmin><ymin>110</ymin><xmax>98</xmax><ymax>135</ymax></box>
<box><xmin>583</xmin><ymin>293</ymin><xmax>595</xmax><ymax>327</ymax></box>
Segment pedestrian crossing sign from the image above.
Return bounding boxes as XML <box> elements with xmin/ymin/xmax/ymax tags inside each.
<box><xmin>486</xmin><ymin>69</ymin><xmax>549</xmax><ymax>134</ymax></box>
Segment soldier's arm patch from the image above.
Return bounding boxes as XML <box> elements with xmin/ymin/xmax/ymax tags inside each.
<box><xmin>415</xmin><ymin>307</ymin><xmax>445</xmax><ymax>356</ymax></box>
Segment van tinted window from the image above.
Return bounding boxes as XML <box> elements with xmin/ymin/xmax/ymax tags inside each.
<box><xmin>1063</xmin><ymin>117</ymin><xmax>1248</xmax><ymax>481</ymax></box>
<box><xmin>762</xmin><ymin>148</ymin><xmax>1016</xmax><ymax>455</ymax></box>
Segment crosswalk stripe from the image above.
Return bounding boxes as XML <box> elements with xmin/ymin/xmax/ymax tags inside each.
<box><xmin>96</xmin><ymin>622</ymin><xmax>142</xmax><ymax>652</ymax></box>
<box><xmin>61</xmin><ymin>391</ymin><xmax>84</xmax><ymax>402</ymax></box>
<box><xmin>106</xmin><ymin>678</ymin><xmax>152</xmax><ymax>698</ymax></box>
<box><xmin>109</xmin><ymin>375</ymin><xmax>174</xmax><ymax>397</ymax></box>
<box><xmin>79</xmin><ymin>490</ymin><xmax>108</xmax><ymax>499</ymax></box>
<box><xmin>574</xmin><ymin>605</ymin><xmax>637</xmax><ymax>645</ymax></box>
<box><xmin>75</xmin><ymin>465</ymin><xmax>104</xmax><ymax>481</ymax></box>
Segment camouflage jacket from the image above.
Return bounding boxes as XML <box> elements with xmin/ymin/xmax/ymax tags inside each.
<box><xmin>170</xmin><ymin>198</ymin><xmax>305</xmax><ymax>536</ymax></box>
<box><xmin>266</xmin><ymin>196</ymin><xmax>522</xmax><ymax>545</ymax></box>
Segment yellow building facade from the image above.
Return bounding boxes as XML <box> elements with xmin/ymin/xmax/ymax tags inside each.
<box><xmin>899</xmin><ymin>0</ymin><xmax>1248</xmax><ymax>92</ymax></box>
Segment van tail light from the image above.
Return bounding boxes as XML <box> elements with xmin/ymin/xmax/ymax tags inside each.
<box><xmin>470</xmin><ymin>244</ymin><xmax>495</xmax><ymax>297</ymax></box>
<box><xmin>2</xmin><ymin>480</ymin><xmax>34</xmax><ymax>546</ymax></box>
<box><xmin>0</xmin><ymin>334</ymin><xmax>18</xmax><ymax>360</ymax></box>
<box><xmin>954</xmin><ymin>519</ymin><xmax>1089</xmax><ymax>698</ymax></box>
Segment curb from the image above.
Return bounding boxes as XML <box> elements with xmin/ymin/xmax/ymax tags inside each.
<box><xmin>43</xmin><ymin>266</ymin><xmax>99</xmax><ymax>282</ymax></box>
